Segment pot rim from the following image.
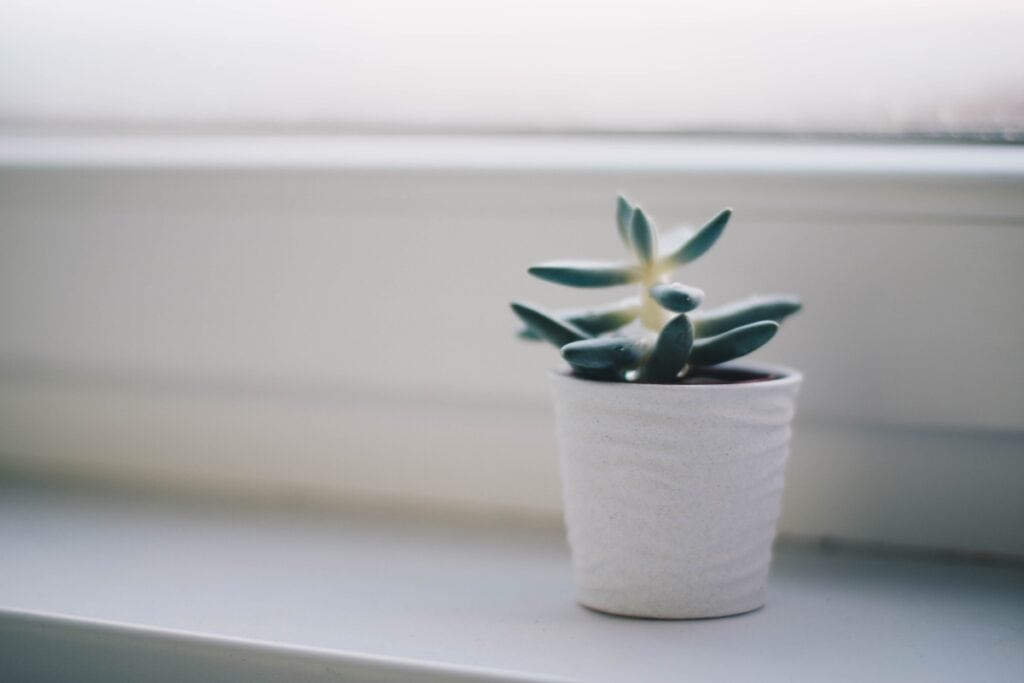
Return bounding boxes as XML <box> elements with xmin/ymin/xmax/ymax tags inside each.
<box><xmin>549</xmin><ymin>360</ymin><xmax>802</xmax><ymax>392</ymax></box>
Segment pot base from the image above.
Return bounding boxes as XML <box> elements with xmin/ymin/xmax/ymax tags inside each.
<box><xmin>578</xmin><ymin>597</ymin><xmax>766</xmax><ymax>621</ymax></box>
<box><xmin>574</xmin><ymin>572</ymin><xmax>771</xmax><ymax>620</ymax></box>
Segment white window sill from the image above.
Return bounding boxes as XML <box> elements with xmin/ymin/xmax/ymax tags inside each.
<box><xmin>2</xmin><ymin>479</ymin><xmax>1022</xmax><ymax>682</ymax></box>
<box><xmin>2</xmin><ymin>133</ymin><xmax>1023</xmax><ymax>178</ymax></box>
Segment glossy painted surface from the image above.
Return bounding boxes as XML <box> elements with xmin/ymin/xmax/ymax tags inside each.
<box><xmin>2</xmin><ymin>479</ymin><xmax>1021</xmax><ymax>682</ymax></box>
<box><xmin>0</xmin><ymin>610</ymin><xmax>560</xmax><ymax>683</ymax></box>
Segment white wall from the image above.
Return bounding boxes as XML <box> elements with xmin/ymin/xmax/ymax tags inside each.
<box><xmin>1</xmin><ymin>135</ymin><xmax>1023</xmax><ymax>555</ymax></box>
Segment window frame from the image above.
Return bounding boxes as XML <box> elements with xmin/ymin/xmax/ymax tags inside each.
<box><xmin>1</xmin><ymin>133</ymin><xmax>1022</xmax><ymax>557</ymax></box>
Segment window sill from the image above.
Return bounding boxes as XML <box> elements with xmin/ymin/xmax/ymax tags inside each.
<box><xmin>2</xmin><ymin>133</ymin><xmax>1023</xmax><ymax>178</ymax></box>
<box><xmin>2</xmin><ymin>479</ymin><xmax>1022</xmax><ymax>682</ymax></box>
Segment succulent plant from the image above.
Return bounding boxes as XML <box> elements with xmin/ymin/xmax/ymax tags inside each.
<box><xmin>511</xmin><ymin>195</ymin><xmax>801</xmax><ymax>383</ymax></box>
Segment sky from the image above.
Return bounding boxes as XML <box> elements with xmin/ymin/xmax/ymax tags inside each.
<box><xmin>2</xmin><ymin>0</ymin><xmax>1022</xmax><ymax>135</ymax></box>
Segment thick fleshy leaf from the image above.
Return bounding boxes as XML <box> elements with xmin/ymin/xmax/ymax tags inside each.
<box><xmin>517</xmin><ymin>297</ymin><xmax>641</xmax><ymax>340</ymax></box>
<box><xmin>693</xmin><ymin>296</ymin><xmax>802</xmax><ymax>338</ymax></box>
<box><xmin>662</xmin><ymin>208</ymin><xmax>731</xmax><ymax>266</ymax></box>
<box><xmin>628</xmin><ymin>207</ymin><xmax>657</xmax><ymax>266</ymax></box>
<box><xmin>510</xmin><ymin>301</ymin><xmax>588</xmax><ymax>348</ymax></box>
<box><xmin>638</xmin><ymin>314</ymin><xmax>693</xmax><ymax>382</ymax></box>
<box><xmin>528</xmin><ymin>260</ymin><xmax>641</xmax><ymax>288</ymax></box>
<box><xmin>650</xmin><ymin>283</ymin><xmax>705</xmax><ymax>313</ymax></box>
<box><xmin>688</xmin><ymin>320</ymin><xmax>779</xmax><ymax>367</ymax></box>
<box><xmin>616</xmin><ymin>195</ymin><xmax>634</xmax><ymax>248</ymax></box>
<box><xmin>561</xmin><ymin>337</ymin><xmax>647</xmax><ymax>373</ymax></box>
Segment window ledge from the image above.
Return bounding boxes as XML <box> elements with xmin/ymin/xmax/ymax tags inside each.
<box><xmin>2</xmin><ymin>133</ymin><xmax>1024</xmax><ymax>179</ymax></box>
<box><xmin>2</xmin><ymin>480</ymin><xmax>1022</xmax><ymax>682</ymax></box>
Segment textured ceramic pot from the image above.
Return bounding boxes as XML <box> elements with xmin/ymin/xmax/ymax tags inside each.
<box><xmin>550</xmin><ymin>362</ymin><xmax>802</xmax><ymax>619</ymax></box>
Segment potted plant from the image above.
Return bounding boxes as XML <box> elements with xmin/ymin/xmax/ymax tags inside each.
<box><xmin>511</xmin><ymin>195</ymin><xmax>802</xmax><ymax>619</ymax></box>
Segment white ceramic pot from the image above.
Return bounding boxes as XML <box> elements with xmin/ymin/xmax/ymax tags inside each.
<box><xmin>550</xmin><ymin>362</ymin><xmax>802</xmax><ymax>619</ymax></box>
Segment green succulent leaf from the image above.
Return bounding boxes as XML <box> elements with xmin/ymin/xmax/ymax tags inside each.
<box><xmin>628</xmin><ymin>207</ymin><xmax>658</xmax><ymax>266</ymax></box>
<box><xmin>693</xmin><ymin>295</ymin><xmax>802</xmax><ymax>338</ymax></box>
<box><xmin>528</xmin><ymin>260</ymin><xmax>641</xmax><ymax>288</ymax></box>
<box><xmin>561</xmin><ymin>337</ymin><xmax>647</xmax><ymax>374</ymax></box>
<box><xmin>638</xmin><ymin>313</ymin><xmax>694</xmax><ymax>382</ymax></box>
<box><xmin>650</xmin><ymin>283</ymin><xmax>705</xmax><ymax>313</ymax></box>
<box><xmin>688</xmin><ymin>320</ymin><xmax>779</xmax><ymax>367</ymax></box>
<box><xmin>517</xmin><ymin>297</ymin><xmax>641</xmax><ymax>340</ymax></box>
<box><xmin>510</xmin><ymin>301</ymin><xmax>589</xmax><ymax>348</ymax></box>
<box><xmin>616</xmin><ymin>195</ymin><xmax>635</xmax><ymax>248</ymax></box>
<box><xmin>513</xmin><ymin>196</ymin><xmax>798</xmax><ymax>384</ymax></box>
<box><xmin>663</xmin><ymin>208</ymin><xmax>731</xmax><ymax>267</ymax></box>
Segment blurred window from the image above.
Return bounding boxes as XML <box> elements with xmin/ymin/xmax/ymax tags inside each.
<box><xmin>1</xmin><ymin>0</ymin><xmax>1021</xmax><ymax>139</ymax></box>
